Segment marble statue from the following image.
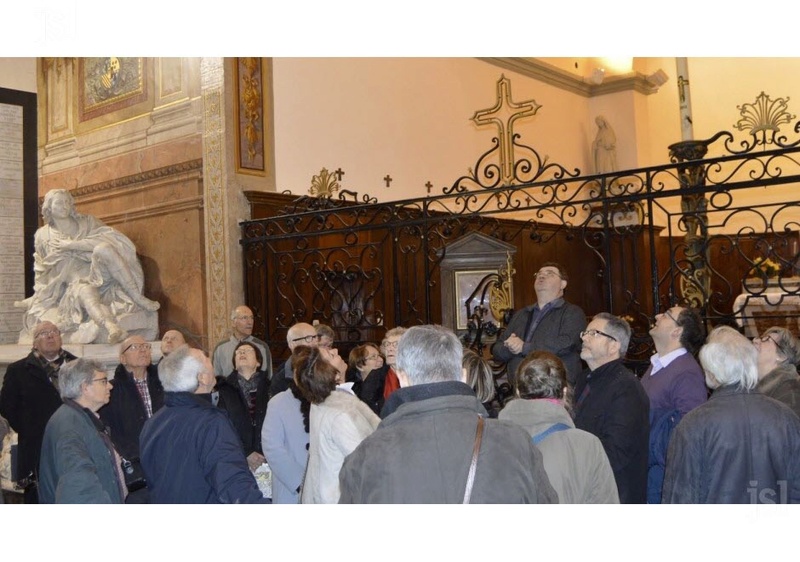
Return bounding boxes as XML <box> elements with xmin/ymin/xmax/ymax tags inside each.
<box><xmin>14</xmin><ymin>189</ymin><xmax>160</xmax><ymax>345</ymax></box>
<box><xmin>593</xmin><ymin>115</ymin><xmax>618</xmax><ymax>174</ymax></box>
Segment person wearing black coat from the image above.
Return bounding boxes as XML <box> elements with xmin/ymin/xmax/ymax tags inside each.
<box><xmin>0</xmin><ymin>321</ymin><xmax>76</xmax><ymax>503</ymax></box>
<box><xmin>574</xmin><ymin>313</ymin><xmax>650</xmax><ymax>504</ymax></box>
<box><xmin>216</xmin><ymin>341</ymin><xmax>270</xmax><ymax>470</ymax></box>
<box><xmin>348</xmin><ymin>343</ymin><xmax>386</xmax><ymax>416</ymax></box>
<box><xmin>99</xmin><ymin>363</ymin><xmax>164</xmax><ymax>461</ymax></box>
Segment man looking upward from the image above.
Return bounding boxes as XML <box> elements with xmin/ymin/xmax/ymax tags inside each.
<box><xmin>212</xmin><ymin>305</ymin><xmax>272</xmax><ymax>380</ymax></box>
<box><xmin>493</xmin><ymin>262</ymin><xmax>586</xmax><ymax>385</ymax></box>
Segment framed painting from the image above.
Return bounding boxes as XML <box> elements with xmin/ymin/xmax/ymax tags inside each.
<box><xmin>234</xmin><ymin>57</ymin><xmax>266</xmax><ymax>175</ymax></box>
<box><xmin>79</xmin><ymin>58</ymin><xmax>147</xmax><ymax>122</ymax></box>
<box><xmin>455</xmin><ymin>269</ymin><xmax>502</xmax><ymax>330</ymax></box>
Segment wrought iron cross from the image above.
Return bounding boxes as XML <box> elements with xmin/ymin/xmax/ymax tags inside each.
<box><xmin>472</xmin><ymin>75</ymin><xmax>541</xmax><ymax>185</ymax></box>
<box><xmin>334</xmin><ymin>168</ymin><xmax>345</xmax><ymax>181</ymax></box>
<box><xmin>425</xmin><ymin>181</ymin><xmax>433</xmax><ymax>194</ymax></box>
<box><xmin>384</xmin><ymin>174</ymin><xmax>393</xmax><ymax>187</ymax></box>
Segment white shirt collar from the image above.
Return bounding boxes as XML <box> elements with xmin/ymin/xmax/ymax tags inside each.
<box><xmin>336</xmin><ymin>381</ymin><xmax>356</xmax><ymax>395</ymax></box>
<box><xmin>649</xmin><ymin>347</ymin><xmax>688</xmax><ymax>375</ymax></box>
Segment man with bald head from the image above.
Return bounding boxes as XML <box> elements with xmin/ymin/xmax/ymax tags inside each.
<box><xmin>269</xmin><ymin>322</ymin><xmax>319</xmax><ymax>399</ymax></box>
<box><xmin>99</xmin><ymin>335</ymin><xmax>164</xmax><ymax>501</ymax></box>
<box><xmin>212</xmin><ymin>305</ymin><xmax>272</xmax><ymax>380</ymax></box>
<box><xmin>160</xmin><ymin>329</ymin><xmax>186</xmax><ymax>358</ymax></box>
<box><xmin>0</xmin><ymin>321</ymin><xmax>77</xmax><ymax>503</ymax></box>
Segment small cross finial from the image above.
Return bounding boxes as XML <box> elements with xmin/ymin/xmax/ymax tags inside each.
<box><xmin>334</xmin><ymin>168</ymin><xmax>345</xmax><ymax>181</ymax></box>
<box><xmin>425</xmin><ymin>181</ymin><xmax>433</xmax><ymax>194</ymax></box>
<box><xmin>384</xmin><ymin>174</ymin><xmax>393</xmax><ymax>188</ymax></box>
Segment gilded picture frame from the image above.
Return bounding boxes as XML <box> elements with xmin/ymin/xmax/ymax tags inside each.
<box><xmin>234</xmin><ymin>57</ymin><xmax>266</xmax><ymax>175</ymax></box>
<box><xmin>455</xmin><ymin>269</ymin><xmax>502</xmax><ymax>330</ymax></box>
<box><xmin>79</xmin><ymin>57</ymin><xmax>147</xmax><ymax>122</ymax></box>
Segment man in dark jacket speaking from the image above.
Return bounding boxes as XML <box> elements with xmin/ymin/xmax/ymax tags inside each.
<box><xmin>140</xmin><ymin>345</ymin><xmax>268</xmax><ymax>504</ymax></box>
<box><xmin>339</xmin><ymin>324</ymin><xmax>557</xmax><ymax>504</ymax></box>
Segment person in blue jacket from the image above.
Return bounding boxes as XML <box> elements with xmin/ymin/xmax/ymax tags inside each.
<box><xmin>140</xmin><ymin>345</ymin><xmax>269</xmax><ymax>504</ymax></box>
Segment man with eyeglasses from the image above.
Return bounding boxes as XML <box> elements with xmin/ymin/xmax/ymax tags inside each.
<box><xmin>269</xmin><ymin>322</ymin><xmax>319</xmax><ymax>400</ymax></box>
<box><xmin>0</xmin><ymin>321</ymin><xmax>77</xmax><ymax>503</ymax></box>
<box><xmin>492</xmin><ymin>262</ymin><xmax>586</xmax><ymax>386</ymax></box>
<box><xmin>98</xmin><ymin>335</ymin><xmax>164</xmax><ymax>502</ymax></box>
<box><xmin>38</xmin><ymin>358</ymin><xmax>125</xmax><ymax>503</ymax></box>
<box><xmin>573</xmin><ymin>312</ymin><xmax>649</xmax><ymax>504</ymax></box>
<box><xmin>641</xmin><ymin>306</ymin><xmax>707</xmax><ymax>503</ymax></box>
<box><xmin>212</xmin><ymin>305</ymin><xmax>272</xmax><ymax>380</ymax></box>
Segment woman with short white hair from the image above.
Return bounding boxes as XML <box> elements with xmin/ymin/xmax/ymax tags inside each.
<box><xmin>663</xmin><ymin>326</ymin><xmax>800</xmax><ymax>503</ymax></box>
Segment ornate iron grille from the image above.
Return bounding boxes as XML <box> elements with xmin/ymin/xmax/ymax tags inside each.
<box><xmin>242</xmin><ymin>114</ymin><xmax>800</xmax><ymax>372</ymax></box>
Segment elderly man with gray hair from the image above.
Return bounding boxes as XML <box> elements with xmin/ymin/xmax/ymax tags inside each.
<box><xmin>212</xmin><ymin>305</ymin><xmax>272</xmax><ymax>379</ymax></box>
<box><xmin>338</xmin><ymin>324</ymin><xmax>557</xmax><ymax>503</ymax></box>
<box><xmin>139</xmin><ymin>345</ymin><xmax>269</xmax><ymax>503</ymax></box>
<box><xmin>38</xmin><ymin>358</ymin><xmax>126</xmax><ymax>503</ymax></box>
<box><xmin>574</xmin><ymin>312</ymin><xmax>650</xmax><ymax>504</ymax></box>
<box><xmin>662</xmin><ymin>325</ymin><xmax>800</xmax><ymax>503</ymax></box>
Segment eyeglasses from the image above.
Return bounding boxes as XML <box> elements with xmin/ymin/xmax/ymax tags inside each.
<box><xmin>663</xmin><ymin>309</ymin><xmax>679</xmax><ymax>324</ymax></box>
<box><xmin>235</xmin><ymin>315</ymin><xmax>254</xmax><ymax>321</ymax></box>
<box><xmin>90</xmin><ymin>377</ymin><xmax>110</xmax><ymax>386</ymax></box>
<box><xmin>580</xmin><ymin>329</ymin><xmax>618</xmax><ymax>342</ymax></box>
<box><xmin>122</xmin><ymin>343</ymin><xmax>152</xmax><ymax>353</ymax></box>
<box><xmin>365</xmin><ymin>354</ymin><xmax>380</xmax><ymax>361</ymax></box>
<box><xmin>291</xmin><ymin>334</ymin><xmax>319</xmax><ymax>344</ymax></box>
<box><xmin>35</xmin><ymin>329</ymin><xmax>61</xmax><ymax>339</ymax></box>
<box><xmin>382</xmin><ymin>340</ymin><xmax>399</xmax><ymax>350</ymax></box>
<box><xmin>757</xmin><ymin>334</ymin><xmax>790</xmax><ymax>357</ymax></box>
<box><xmin>235</xmin><ymin>348</ymin><xmax>256</xmax><ymax>356</ymax></box>
<box><xmin>534</xmin><ymin>269</ymin><xmax>562</xmax><ymax>280</ymax></box>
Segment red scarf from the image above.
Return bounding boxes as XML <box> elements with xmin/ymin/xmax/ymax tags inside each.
<box><xmin>383</xmin><ymin>367</ymin><xmax>400</xmax><ymax>400</ymax></box>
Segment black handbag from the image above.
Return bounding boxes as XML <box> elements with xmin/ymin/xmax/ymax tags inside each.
<box><xmin>120</xmin><ymin>456</ymin><xmax>146</xmax><ymax>493</ymax></box>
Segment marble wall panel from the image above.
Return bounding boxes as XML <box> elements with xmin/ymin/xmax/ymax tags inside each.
<box><xmin>40</xmin><ymin>135</ymin><xmax>202</xmax><ymax>192</ymax></box>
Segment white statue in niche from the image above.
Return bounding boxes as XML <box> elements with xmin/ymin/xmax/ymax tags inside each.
<box><xmin>15</xmin><ymin>189</ymin><xmax>160</xmax><ymax>345</ymax></box>
<box><xmin>593</xmin><ymin>115</ymin><xmax>618</xmax><ymax>174</ymax></box>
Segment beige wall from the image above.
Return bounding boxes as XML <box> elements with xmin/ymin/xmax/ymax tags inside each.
<box><xmin>0</xmin><ymin>58</ymin><xmax>36</xmax><ymax>92</ymax></box>
<box><xmin>272</xmin><ymin>57</ymin><xmax>597</xmax><ymax>200</ymax></box>
<box><xmin>271</xmin><ymin>57</ymin><xmax>800</xmax><ymax>197</ymax></box>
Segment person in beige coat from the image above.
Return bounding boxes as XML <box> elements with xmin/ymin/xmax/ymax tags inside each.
<box><xmin>499</xmin><ymin>351</ymin><xmax>619</xmax><ymax>503</ymax></box>
<box><xmin>294</xmin><ymin>345</ymin><xmax>379</xmax><ymax>503</ymax></box>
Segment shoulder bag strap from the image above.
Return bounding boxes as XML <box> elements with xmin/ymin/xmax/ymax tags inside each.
<box><xmin>531</xmin><ymin>422</ymin><xmax>571</xmax><ymax>445</ymax></box>
<box><xmin>462</xmin><ymin>416</ymin><xmax>485</xmax><ymax>504</ymax></box>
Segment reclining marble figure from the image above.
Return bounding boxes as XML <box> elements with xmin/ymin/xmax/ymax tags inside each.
<box><xmin>15</xmin><ymin>189</ymin><xmax>159</xmax><ymax>345</ymax></box>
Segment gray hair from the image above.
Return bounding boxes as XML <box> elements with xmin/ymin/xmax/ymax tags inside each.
<box><xmin>396</xmin><ymin>325</ymin><xmax>462</xmax><ymax>386</ymax></box>
<box><xmin>381</xmin><ymin>326</ymin><xmax>407</xmax><ymax>348</ymax></box>
<box><xmin>593</xmin><ymin>312</ymin><xmax>632</xmax><ymax>356</ymax></box>
<box><xmin>41</xmin><ymin>189</ymin><xmax>78</xmax><ymax>225</ymax></box>
<box><xmin>699</xmin><ymin>325</ymin><xmax>758</xmax><ymax>391</ymax></box>
<box><xmin>58</xmin><ymin>358</ymin><xmax>105</xmax><ymax>400</ymax></box>
<box><xmin>158</xmin><ymin>344</ymin><xmax>203</xmax><ymax>392</ymax></box>
<box><xmin>230</xmin><ymin>306</ymin><xmax>251</xmax><ymax>321</ymax></box>
<box><xmin>763</xmin><ymin>326</ymin><xmax>800</xmax><ymax>366</ymax></box>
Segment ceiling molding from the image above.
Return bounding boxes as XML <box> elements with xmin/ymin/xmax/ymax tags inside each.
<box><xmin>477</xmin><ymin>57</ymin><xmax>662</xmax><ymax>97</ymax></box>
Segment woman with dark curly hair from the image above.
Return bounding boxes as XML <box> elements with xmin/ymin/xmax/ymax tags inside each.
<box><xmin>294</xmin><ymin>345</ymin><xmax>379</xmax><ymax>503</ymax></box>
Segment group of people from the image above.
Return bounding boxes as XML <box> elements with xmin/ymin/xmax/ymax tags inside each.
<box><xmin>2</xmin><ymin>262</ymin><xmax>800</xmax><ymax>504</ymax></box>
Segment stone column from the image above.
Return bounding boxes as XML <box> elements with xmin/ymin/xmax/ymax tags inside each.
<box><xmin>200</xmin><ymin>57</ymin><xmax>232</xmax><ymax>348</ymax></box>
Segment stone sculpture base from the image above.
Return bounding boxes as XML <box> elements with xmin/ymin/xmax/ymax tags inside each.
<box><xmin>17</xmin><ymin>310</ymin><xmax>159</xmax><ymax>347</ymax></box>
